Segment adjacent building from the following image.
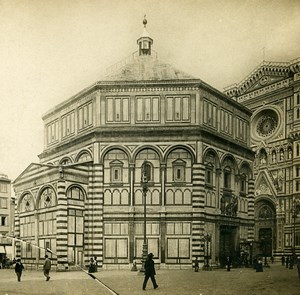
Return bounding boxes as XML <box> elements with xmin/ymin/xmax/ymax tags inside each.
<box><xmin>13</xmin><ymin>19</ymin><xmax>255</xmax><ymax>270</ymax></box>
<box><xmin>0</xmin><ymin>172</ymin><xmax>13</xmax><ymax>264</ymax></box>
<box><xmin>225</xmin><ymin>58</ymin><xmax>300</xmax><ymax>258</ymax></box>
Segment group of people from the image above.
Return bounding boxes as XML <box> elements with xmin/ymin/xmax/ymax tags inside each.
<box><xmin>281</xmin><ymin>255</ymin><xmax>297</xmax><ymax>268</ymax></box>
<box><xmin>88</xmin><ymin>256</ymin><xmax>98</xmax><ymax>273</ymax></box>
<box><xmin>13</xmin><ymin>255</ymin><xmax>51</xmax><ymax>282</ymax></box>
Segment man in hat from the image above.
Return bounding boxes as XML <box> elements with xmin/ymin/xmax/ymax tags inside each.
<box><xmin>43</xmin><ymin>255</ymin><xmax>51</xmax><ymax>281</ymax></box>
<box><xmin>14</xmin><ymin>258</ymin><xmax>24</xmax><ymax>282</ymax></box>
<box><xmin>142</xmin><ymin>253</ymin><xmax>158</xmax><ymax>290</ymax></box>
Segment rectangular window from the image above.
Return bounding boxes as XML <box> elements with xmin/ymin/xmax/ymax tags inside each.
<box><xmin>224</xmin><ymin>171</ymin><xmax>231</xmax><ymax>189</ymax></box>
<box><xmin>106</xmin><ymin>97</ymin><xmax>130</xmax><ymax>123</ymax></box>
<box><xmin>62</xmin><ymin>111</ymin><xmax>75</xmax><ymax>138</ymax></box>
<box><xmin>167</xmin><ymin>238</ymin><xmax>190</xmax><ymax>258</ymax></box>
<box><xmin>0</xmin><ymin>183</ymin><xmax>7</xmax><ymax>193</ymax></box>
<box><xmin>0</xmin><ymin>198</ymin><xmax>7</xmax><ymax>208</ymax></box>
<box><xmin>122</xmin><ymin>98</ymin><xmax>129</xmax><ymax>121</ymax></box>
<box><xmin>166</xmin><ymin>96</ymin><xmax>190</xmax><ymax>122</ymax></box>
<box><xmin>203</xmin><ymin>100</ymin><xmax>216</xmax><ymax>128</ymax></box>
<box><xmin>296</xmin><ymin>180</ymin><xmax>300</xmax><ymax>192</ymax></box>
<box><xmin>152</xmin><ymin>97</ymin><xmax>159</xmax><ymax>121</ymax></box>
<box><xmin>104</xmin><ymin>238</ymin><xmax>128</xmax><ymax>259</ymax></box>
<box><xmin>115</xmin><ymin>98</ymin><xmax>121</xmax><ymax>121</ymax></box>
<box><xmin>78</xmin><ymin>102</ymin><xmax>93</xmax><ymax>130</ymax></box>
<box><xmin>206</xmin><ymin>169</ymin><xmax>213</xmax><ymax>186</ymax></box>
<box><xmin>47</xmin><ymin>120</ymin><xmax>59</xmax><ymax>145</ymax></box>
<box><xmin>136</xmin><ymin>96</ymin><xmax>160</xmax><ymax>122</ymax></box>
<box><xmin>173</xmin><ymin>165</ymin><xmax>185</xmax><ymax>182</ymax></box>
<box><xmin>296</xmin><ymin>166</ymin><xmax>300</xmax><ymax>177</ymax></box>
<box><xmin>166</xmin><ymin>97</ymin><xmax>173</xmax><ymax>121</ymax></box>
<box><xmin>1</xmin><ymin>216</ymin><xmax>6</xmax><ymax>226</ymax></box>
<box><xmin>107</xmin><ymin>98</ymin><xmax>114</xmax><ymax>122</ymax></box>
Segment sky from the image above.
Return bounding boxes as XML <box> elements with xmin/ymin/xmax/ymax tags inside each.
<box><xmin>0</xmin><ymin>0</ymin><xmax>300</xmax><ymax>182</ymax></box>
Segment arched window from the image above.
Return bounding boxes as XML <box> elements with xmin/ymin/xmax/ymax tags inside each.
<box><xmin>60</xmin><ymin>158</ymin><xmax>71</xmax><ymax>165</ymax></box>
<box><xmin>205</xmin><ymin>163</ymin><xmax>214</xmax><ymax>187</ymax></box>
<box><xmin>39</xmin><ymin>187</ymin><xmax>55</xmax><ymax>209</ymax></box>
<box><xmin>20</xmin><ymin>193</ymin><xmax>34</xmax><ymax>212</ymax></box>
<box><xmin>141</xmin><ymin>161</ymin><xmax>152</xmax><ymax>182</ymax></box>
<box><xmin>224</xmin><ymin>167</ymin><xmax>231</xmax><ymax>189</ymax></box>
<box><xmin>240</xmin><ymin>173</ymin><xmax>247</xmax><ymax>195</ymax></box>
<box><xmin>67</xmin><ymin>186</ymin><xmax>85</xmax><ymax>201</ymax></box>
<box><xmin>77</xmin><ymin>151</ymin><xmax>92</xmax><ymax>162</ymax></box>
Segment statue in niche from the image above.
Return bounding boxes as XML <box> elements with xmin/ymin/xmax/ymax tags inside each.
<box><xmin>280</xmin><ymin>150</ymin><xmax>284</xmax><ymax>161</ymax></box>
<box><xmin>260</xmin><ymin>153</ymin><xmax>267</xmax><ymax>164</ymax></box>
<box><xmin>221</xmin><ymin>194</ymin><xmax>238</xmax><ymax>217</ymax></box>
<box><xmin>288</xmin><ymin>148</ymin><xmax>293</xmax><ymax>159</ymax></box>
<box><xmin>258</xmin><ymin>206</ymin><xmax>273</xmax><ymax>219</ymax></box>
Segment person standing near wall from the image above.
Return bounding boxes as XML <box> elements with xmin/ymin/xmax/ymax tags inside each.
<box><xmin>43</xmin><ymin>255</ymin><xmax>51</xmax><ymax>281</ymax></box>
<box><xmin>194</xmin><ymin>257</ymin><xmax>199</xmax><ymax>272</ymax></box>
<box><xmin>14</xmin><ymin>258</ymin><xmax>24</xmax><ymax>282</ymax></box>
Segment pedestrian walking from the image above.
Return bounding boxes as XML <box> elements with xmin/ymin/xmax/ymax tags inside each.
<box><xmin>286</xmin><ymin>256</ymin><xmax>290</xmax><ymax>268</ymax></box>
<box><xmin>226</xmin><ymin>256</ymin><xmax>231</xmax><ymax>271</ymax></box>
<box><xmin>256</xmin><ymin>258</ymin><xmax>263</xmax><ymax>272</ymax></box>
<box><xmin>142</xmin><ymin>253</ymin><xmax>158</xmax><ymax>291</ymax></box>
<box><xmin>194</xmin><ymin>256</ymin><xmax>199</xmax><ymax>272</ymax></box>
<box><xmin>14</xmin><ymin>258</ymin><xmax>24</xmax><ymax>282</ymax></box>
<box><xmin>281</xmin><ymin>255</ymin><xmax>285</xmax><ymax>266</ymax></box>
<box><xmin>43</xmin><ymin>255</ymin><xmax>51</xmax><ymax>281</ymax></box>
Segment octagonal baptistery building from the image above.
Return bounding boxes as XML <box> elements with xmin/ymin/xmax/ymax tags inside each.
<box><xmin>13</xmin><ymin>20</ymin><xmax>255</xmax><ymax>270</ymax></box>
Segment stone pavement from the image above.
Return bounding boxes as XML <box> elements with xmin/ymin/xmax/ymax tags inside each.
<box><xmin>0</xmin><ymin>263</ymin><xmax>299</xmax><ymax>295</ymax></box>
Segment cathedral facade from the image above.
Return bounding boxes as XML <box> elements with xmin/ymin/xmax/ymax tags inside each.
<box><xmin>225</xmin><ymin>58</ymin><xmax>300</xmax><ymax>258</ymax></box>
<box><xmin>13</xmin><ymin>20</ymin><xmax>255</xmax><ymax>270</ymax></box>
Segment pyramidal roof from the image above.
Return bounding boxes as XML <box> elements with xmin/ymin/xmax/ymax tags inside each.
<box><xmin>104</xmin><ymin>55</ymin><xmax>196</xmax><ymax>81</ymax></box>
<box><xmin>103</xmin><ymin>16</ymin><xmax>196</xmax><ymax>82</ymax></box>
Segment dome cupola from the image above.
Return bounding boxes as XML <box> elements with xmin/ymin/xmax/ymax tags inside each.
<box><xmin>137</xmin><ymin>15</ymin><xmax>153</xmax><ymax>56</ymax></box>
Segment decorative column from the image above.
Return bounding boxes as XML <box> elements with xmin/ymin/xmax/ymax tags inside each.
<box><xmin>191</xmin><ymin>162</ymin><xmax>206</xmax><ymax>267</ymax></box>
<box><xmin>247</xmin><ymin>178</ymin><xmax>255</xmax><ymax>242</ymax></box>
<box><xmin>160</xmin><ymin>163</ymin><xmax>166</xmax><ymax>206</ymax></box>
<box><xmin>14</xmin><ymin>193</ymin><xmax>21</xmax><ymax>259</ymax></box>
<box><xmin>84</xmin><ymin>163</ymin><xmax>104</xmax><ymax>268</ymax></box>
<box><xmin>56</xmin><ymin>178</ymin><xmax>68</xmax><ymax>270</ymax></box>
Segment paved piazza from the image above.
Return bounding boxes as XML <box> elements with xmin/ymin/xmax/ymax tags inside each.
<box><xmin>0</xmin><ymin>263</ymin><xmax>299</xmax><ymax>295</ymax></box>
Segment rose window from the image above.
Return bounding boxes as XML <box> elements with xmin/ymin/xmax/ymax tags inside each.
<box><xmin>253</xmin><ymin>109</ymin><xmax>279</xmax><ymax>138</ymax></box>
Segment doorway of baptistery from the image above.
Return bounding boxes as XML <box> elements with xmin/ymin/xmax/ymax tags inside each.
<box><xmin>219</xmin><ymin>225</ymin><xmax>238</xmax><ymax>267</ymax></box>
